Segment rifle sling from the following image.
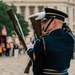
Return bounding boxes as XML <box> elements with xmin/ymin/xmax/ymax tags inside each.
<box><xmin>42</xmin><ymin>37</ymin><xmax>46</xmax><ymax>56</ymax></box>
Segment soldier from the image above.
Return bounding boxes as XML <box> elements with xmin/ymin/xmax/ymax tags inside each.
<box><xmin>27</xmin><ymin>8</ymin><xmax>74</xmax><ymax>75</ymax></box>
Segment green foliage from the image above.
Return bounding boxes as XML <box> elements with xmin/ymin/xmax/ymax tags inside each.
<box><xmin>0</xmin><ymin>1</ymin><xmax>29</xmax><ymax>36</ymax></box>
<box><xmin>16</xmin><ymin>14</ymin><xmax>30</xmax><ymax>36</ymax></box>
<box><xmin>0</xmin><ymin>1</ymin><xmax>12</xmax><ymax>34</ymax></box>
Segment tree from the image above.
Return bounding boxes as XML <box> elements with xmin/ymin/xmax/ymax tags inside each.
<box><xmin>16</xmin><ymin>14</ymin><xmax>29</xmax><ymax>36</ymax></box>
<box><xmin>0</xmin><ymin>1</ymin><xmax>29</xmax><ymax>36</ymax></box>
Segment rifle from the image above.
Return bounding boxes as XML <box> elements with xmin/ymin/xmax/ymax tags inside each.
<box><xmin>24</xmin><ymin>17</ymin><xmax>42</xmax><ymax>73</ymax></box>
<box><xmin>6</xmin><ymin>9</ymin><xmax>27</xmax><ymax>50</ymax></box>
<box><xmin>7</xmin><ymin>9</ymin><xmax>42</xmax><ymax>74</ymax></box>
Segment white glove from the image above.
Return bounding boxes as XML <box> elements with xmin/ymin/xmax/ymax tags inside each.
<box><xmin>27</xmin><ymin>42</ymin><xmax>34</xmax><ymax>50</ymax></box>
<box><xmin>28</xmin><ymin>12</ymin><xmax>45</xmax><ymax>20</ymax></box>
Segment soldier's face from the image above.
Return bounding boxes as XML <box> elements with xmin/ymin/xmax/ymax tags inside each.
<box><xmin>41</xmin><ymin>19</ymin><xmax>54</xmax><ymax>32</ymax></box>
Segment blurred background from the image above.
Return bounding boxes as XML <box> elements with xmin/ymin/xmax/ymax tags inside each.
<box><xmin>0</xmin><ymin>0</ymin><xmax>75</xmax><ymax>58</ymax></box>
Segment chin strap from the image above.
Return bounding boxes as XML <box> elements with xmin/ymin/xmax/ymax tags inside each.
<box><xmin>41</xmin><ymin>18</ymin><xmax>54</xmax><ymax>36</ymax></box>
<box><xmin>44</xmin><ymin>18</ymin><xmax>55</xmax><ymax>32</ymax></box>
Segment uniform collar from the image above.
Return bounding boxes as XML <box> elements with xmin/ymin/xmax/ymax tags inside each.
<box><xmin>47</xmin><ymin>29</ymin><xmax>63</xmax><ymax>35</ymax></box>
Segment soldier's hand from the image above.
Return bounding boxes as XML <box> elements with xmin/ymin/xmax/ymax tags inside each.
<box><xmin>28</xmin><ymin>12</ymin><xmax>45</xmax><ymax>20</ymax></box>
<box><xmin>27</xmin><ymin>48</ymin><xmax>33</xmax><ymax>55</ymax></box>
<box><xmin>27</xmin><ymin>43</ymin><xmax>34</xmax><ymax>59</ymax></box>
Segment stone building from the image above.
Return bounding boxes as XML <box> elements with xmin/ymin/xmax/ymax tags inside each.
<box><xmin>2</xmin><ymin>0</ymin><xmax>75</xmax><ymax>44</ymax></box>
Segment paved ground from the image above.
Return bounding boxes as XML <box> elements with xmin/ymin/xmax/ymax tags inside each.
<box><xmin>0</xmin><ymin>54</ymin><xmax>75</xmax><ymax>75</ymax></box>
<box><xmin>68</xmin><ymin>59</ymin><xmax>75</xmax><ymax>75</ymax></box>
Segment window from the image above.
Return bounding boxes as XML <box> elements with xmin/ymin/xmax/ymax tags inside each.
<box><xmin>66</xmin><ymin>7</ymin><xmax>69</xmax><ymax>15</ymax></box>
<box><xmin>54</xmin><ymin>6</ymin><xmax>57</xmax><ymax>9</ymax></box>
<box><xmin>20</xmin><ymin>6</ymin><xmax>25</xmax><ymax>16</ymax></box>
<box><xmin>73</xmin><ymin>8</ymin><xmax>75</xmax><ymax>22</ymax></box>
<box><xmin>38</xmin><ymin>6</ymin><xmax>44</xmax><ymax>12</ymax></box>
<box><xmin>29</xmin><ymin>6</ymin><xmax>35</xmax><ymax>15</ymax></box>
<box><xmin>73</xmin><ymin>25</ymin><xmax>75</xmax><ymax>30</ymax></box>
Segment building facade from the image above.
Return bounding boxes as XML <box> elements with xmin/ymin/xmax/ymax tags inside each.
<box><xmin>2</xmin><ymin>0</ymin><xmax>75</xmax><ymax>43</ymax></box>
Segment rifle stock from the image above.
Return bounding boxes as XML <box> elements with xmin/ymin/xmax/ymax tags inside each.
<box><xmin>30</xmin><ymin>17</ymin><xmax>42</xmax><ymax>37</ymax></box>
<box><xmin>6</xmin><ymin>9</ymin><xmax>27</xmax><ymax>50</ymax></box>
<box><xmin>24</xmin><ymin>60</ymin><xmax>32</xmax><ymax>73</ymax></box>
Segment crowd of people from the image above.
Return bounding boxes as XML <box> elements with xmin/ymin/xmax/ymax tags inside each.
<box><xmin>0</xmin><ymin>42</ymin><xmax>24</xmax><ymax>58</ymax></box>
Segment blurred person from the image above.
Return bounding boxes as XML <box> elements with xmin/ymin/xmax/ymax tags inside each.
<box><xmin>6</xmin><ymin>42</ymin><xmax>10</xmax><ymax>56</ymax></box>
<box><xmin>13</xmin><ymin>43</ymin><xmax>19</xmax><ymax>58</ymax></box>
<box><xmin>0</xmin><ymin>44</ymin><xmax>2</xmax><ymax>56</ymax></box>
<box><xmin>2</xmin><ymin>43</ymin><xmax>6</xmax><ymax>55</ymax></box>
<box><xmin>19</xmin><ymin>42</ymin><xmax>23</xmax><ymax>54</ymax></box>
<box><xmin>1</xmin><ymin>25</ymin><xmax>7</xmax><ymax>49</ymax></box>
<box><xmin>10</xmin><ymin>42</ymin><xmax>14</xmax><ymax>57</ymax></box>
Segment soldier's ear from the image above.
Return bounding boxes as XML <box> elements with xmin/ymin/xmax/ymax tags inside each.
<box><xmin>53</xmin><ymin>20</ymin><xmax>57</xmax><ymax>27</ymax></box>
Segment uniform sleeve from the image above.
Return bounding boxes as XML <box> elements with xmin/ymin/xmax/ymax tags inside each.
<box><xmin>65</xmin><ymin>32</ymin><xmax>74</xmax><ymax>44</ymax></box>
<box><xmin>33</xmin><ymin>38</ymin><xmax>45</xmax><ymax>75</ymax></box>
<box><xmin>27</xmin><ymin>48</ymin><xmax>33</xmax><ymax>60</ymax></box>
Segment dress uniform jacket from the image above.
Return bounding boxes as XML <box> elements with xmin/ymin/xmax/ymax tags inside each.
<box><xmin>28</xmin><ymin>29</ymin><xmax>74</xmax><ymax>75</ymax></box>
